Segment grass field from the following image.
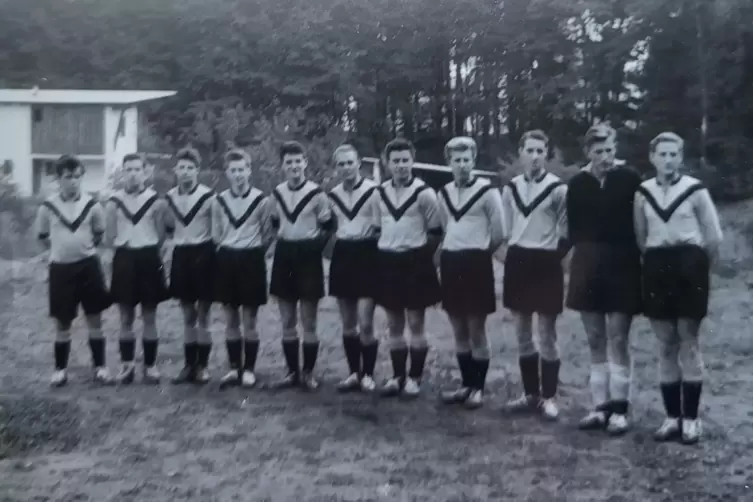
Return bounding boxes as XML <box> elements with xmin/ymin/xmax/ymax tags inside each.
<box><xmin>1</xmin><ymin>203</ymin><xmax>753</xmax><ymax>501</ymax></box>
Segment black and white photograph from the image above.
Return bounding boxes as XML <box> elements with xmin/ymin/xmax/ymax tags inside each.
<box><xmin>0</xmin><ymin>0</ymin><xmax>751</xmax><ymax>500</ymax></box>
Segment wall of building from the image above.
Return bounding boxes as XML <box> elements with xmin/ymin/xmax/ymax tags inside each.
<box><xmin>0</xmin><ymin>104</ymin><xmax>32</xmax><ymax>195</ymax></box>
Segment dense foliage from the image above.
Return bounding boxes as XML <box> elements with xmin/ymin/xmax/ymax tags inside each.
<box><xmin>1</xmin><ymin>0</ymin><xmax>752</xmax><ymax>197</ymax></box>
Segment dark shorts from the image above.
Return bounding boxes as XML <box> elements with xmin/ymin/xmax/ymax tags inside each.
<box><xmin>329</xmin><ymin>238</ymin><xmax>379</xmax><ymax>300</ymax></box>
<box><xmin>642</xmin><ymin>245</ymin><xmax>710</xmax><ymax>321</ymax></box>
<box><xmin>440</xmin><ymin>249</ymin><xmax>496</xmax><ymax>316</ymax></box>
<box><xmin>566</xmin><ymin>242</ymin><xmax>642</xmax><ymax>315</ymax></box>
<box><xmin>503</xmin><ymin>245</ymin><xmax>564</xmax><ymax>315</ymax></box>
<box><xmin>215</xmin><ymin>247</ymin><xmax>268</xmax><ymax>308</ymax></box>
<box><xmin>49</xmin><ymin>256</ymin><xmax>111</xmax><ymax>323</ymax></box>
<box><xmin>169</xmin><ymin>242</ymin><xmax>216</xmax><ymax>303</ymax></box>
<box><xmin>270</xmin><ymin>239</ymin><xmax>325</xmax><ymax>302</ymax></box>
<box><xmin>376</xmin><ymin>245</ymin><xmax>441</xmax><ymax>311</ymax></box>
<box><xmin>111</xmin><ymin>246</ymin><xmax>169</xmax><ymax>308</ymax></box>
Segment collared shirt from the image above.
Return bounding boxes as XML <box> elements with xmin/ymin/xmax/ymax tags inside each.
<box><xmin>437</xmin><ymin>177</ymin><xmax>505</xmax><ymax>251</ymax></box>
<box><xmin>212</xmin><ymin>187</ymin><xmax>269</xmax><ymax>249</ymax></box>
<box><xmin>107</xmin><ymin>187</ymin><xmax>167</xmax><ymax>249</ymax></box>
<box><xmin>165</xmin><ymin>183</ymin><xmax>215</xmax><ymax>246</ymax></box>
<box><xmin>567</xmin><ymin>163</ymin><xmax>642</xmax><ymax>247</ymax></box>
<box><xmin>634</xmin><ymin>175</ymin><xmax>723</xmax><ymax>250</ymax></box>
<box><xmin>376</xmin><ymin>177</ymin><xmax>441</xmax><ymax>252</ymax></box>
<box><xmin>35</xmin><ymin>193</ymin><xmax>104</xmax><ymax>264</ymax></box>
<box><xmin>328</xmin><ymin>177</ymin><xmax>380</xmax><ymax>241</ymax></box>
<box><xmin>270</xmin><ymin>180</ymin><xmax>332</xmax><ymax>241</ymax></box>
<box><xmin>501</xmin><ymin>171</ymin><xmax>568</xmax><ymax>250</ymax></box>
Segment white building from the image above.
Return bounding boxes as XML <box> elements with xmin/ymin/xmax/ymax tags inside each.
<box><xmin>0</xmin><ymin>88</ymin><xmax>176</xmax><ymax>196</ymax></box>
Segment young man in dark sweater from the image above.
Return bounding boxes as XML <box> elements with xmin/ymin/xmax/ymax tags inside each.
<box><xmin>566</xmin><ymin>124</ymin><xmax>643</xmax><ymax>435</ymax></box>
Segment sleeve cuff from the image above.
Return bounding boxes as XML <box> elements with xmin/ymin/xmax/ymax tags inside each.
<box><xmin>428</xmin><ymin>226</ymin><xmax>443</xmax><ymax>237</ymax></box>
<box><xmin>37</xmin><ymin>232</ymin><xmax>49</xmax><ymax>241</ymax></box>
<box><xmin>320</xmin><ymin>218</ymin><xmax>335</xmax><ymax>231</ymax></box>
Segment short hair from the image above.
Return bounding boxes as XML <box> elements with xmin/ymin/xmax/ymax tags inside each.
<box><xmin>584</xmin><ymin>124</ymin><xmax>617</xmax><ymax>150</ymax></box>
<box><xmin>650</xmin><ymin>132</ymin><xmax>684</xmax><ymax>153</ymax></box>
<box><xmin>54</xmin><ymin>155</ymin><xmax>84</xmax><ymax>177</ymax></box>
<box><xmin>332</xmin><ymin>144</ymin><xmax>359</xmax><ymax>163</ymax></box>
<box><xmin>444</xmin><ymin>136</ymin><xmax>477</xmax><ymax>162</ymax></box>
<box><xmin>224</xmin><ymin>148</ymin><xmax>251</xmax><ymax>167</ymax></box>
<box><xmin>279</xmin><ymin>141</ymin><xmax>307</xmax><ymax>162</ymax></box>
<box><xmin>383</xmin><ymin>138</ymin><xmax>416</xmax><ymax>160</ymax></box>
<box><xmin>175</xmin><ymin>146</ymin><xmax>202</xmax><ymax>167</ymax></box>
<box><xmin>122</xmin><ymin>152</ymin><xmax>145</xmax><ymax>166</ymax></box>
<box><xmin>518</xmin><ymin>130</ymin><xmax>550</xmax><ymax>150</ymax></box>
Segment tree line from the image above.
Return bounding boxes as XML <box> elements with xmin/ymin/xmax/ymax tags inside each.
<box><xmin>1</xmin><ymin>0</ymin><xmax>752</xmax><ymax>198</ymax></box>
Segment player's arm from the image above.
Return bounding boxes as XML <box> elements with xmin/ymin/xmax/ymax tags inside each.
<box><xmin>485</xmin><ymin>188</ymin><xmax>505</xmax><ymax>253</ymax></box>
<box><xmin>104</xmin><ymin>198</ymin><xmax>118</xmax><ymax>248</ymax></box>
<box><xmin>151</xmin><ymin>198</ymin><xmax>170</xmax><ymax>247</ymax></box>
<box><xmin>499</xmin><ymin>185</ymin><xmax>513</xmax><ymax>243</ymax></box>
<box><xmin>210</xmin><ymin>197</ymin><xmax>224</xmax><ymax>247</ymax></box>
<box><xmin>367</xmin><ymin>188</ymin><xmax>382</xmax><ymax>239</ymax></box>
<box><xmin>633</xmin><ymin>191</ymin><xmax>648</xmax><ymax>253</ymax></box>
<box><xmin>315</xmin><ymin>190</ymin><xmax>335</xmax><ymax>250</ymax></box>
<box><xmin>259</xmin><ymin>196</ymin><xmax>276</xmax><ymax>250</ymax></box>
<box><xmin>420</xmin><ymin>188</ymin><xmax>443</xmax><ymax>253</ymax></box>
<box><xmin>694</xmin><ymin>188</ymin><xmax>723</xmax><ymax>263</ymax></box>
<box><xmin>34</xmin><ymin>203</ymin><xmax>51</xmax><ymax>250</ymax></box>
<box><xmin>162</xmin><ymin>195</ymin><xmax>176</xmax><ymax>239</ymax></box>
<box><xmin>90</xmin><ymin>203</ymin><xmax>106</xmax><ymax>247</ymax></box>
<box><xmin>553</xmin><ymin>184</ymin><xmax>571</xmax><ymax>258</ymax></box>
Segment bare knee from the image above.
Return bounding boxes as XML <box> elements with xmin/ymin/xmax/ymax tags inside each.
<box><xmin>677</xmin><ymin>318</ymin><xmax>704</xmax><ymax>380</ymax></box>
<box><xmin>84</xmin><ymin>314</ymin><xmax>102</xmax><ymax>331</ymax></box>
<box><xmin>299</xmin><ymin>300</ymin><xmax>319</xmax><ymax>342</ymax></box>
<box><xmin>196</xmin><ymin>301</ymin><xmax>212</xmax><ymax>328</ymax></box>
<box><xmin>405</xmin><ymin>309</ymin><xmax>425</xmax><ymax>337</ymax></box>
<box><xmin>514</xmin><ymin>312</ymin><xmax>535</xmax><ymax>356</ymax></box>
<box><xmin>181</xmin><ymin>302</ymin><xmax>198</xmax><ymax>327</ymax></box>
<box><xmin>537</xmin><ymin>314</ymin><xmax>559</xmax><ymax>360</ymax></box>
<box><xmin>581</xmin><ymin>312</ymin><xmax>607</xmax><ymax>362</ymax></box>
<box><xmin>119</xmin><ymin>306</ymin><xmax>136</xmax><ymax>330</ymax></box>
<box><xmin>449</xmin><ymin>315</ymin><xmax>471</xmax><ymax>352</ymax></box>
<box><xmin>338</xmin><ymin>299</ymin><xmax>358</xmax><ymax>336</ymax></box>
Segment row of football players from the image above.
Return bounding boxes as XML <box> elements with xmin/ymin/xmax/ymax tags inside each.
<box><xmin>35</xmin><ymin>124</ymin><xmax>721</xmax><ymax>445</ymax></box>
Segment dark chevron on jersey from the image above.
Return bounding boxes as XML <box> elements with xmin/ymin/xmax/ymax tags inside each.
<box><xmin>439</xmin><ymin>183</ymin><xmax>493</xmax><ymax>221</ymax></box>
<box><xmin>217</xmin><ymin>193</ymin><xmax>264</xmax><ymax>229</ymax></box>
<box><xmin>165</xmin><ymin>192</ymin><xmax>214</xmax><ymax>226</ymax></box>
<box><xmin>272</xmin><ymin>187</ymin><xmax>322</xmax><ymax>223</ymax></box>
<box><xmin>638</xmin><ymin>183</ymin><xmax>705</xmax><ymax>223</ymax></box>
<box><xmin>378</xmin><ymin>184</ymin><xmax>429</xmax><ymax>221</ymax></box>
<box><xmin>110</xmin><ymin>195</ymin><xmax>159</xmax><ymax>225</ymax></box>
<box><xmin>328</xmin><ymin>187</ymin><xmax>375</xmax><ymax>221</ymax></box>
<box><xmin>507</xmin><ymin>181</ymin><xmax>563</xmax><ymax>217</ymax></box>
<box><xmin>42</xmin><ymin>199</ymin><xmax>97</xmax><ymax>233</ymax></box>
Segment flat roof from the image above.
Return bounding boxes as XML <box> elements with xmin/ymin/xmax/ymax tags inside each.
<box><xmin>0</xmin><ymin>89</ymin><xmax>177</xmax><ymax>105</ymax></box>
<box><xmin>362</xmin><ymin>157</ymin><xmax>498</xmax><ymax>177</ymax></box>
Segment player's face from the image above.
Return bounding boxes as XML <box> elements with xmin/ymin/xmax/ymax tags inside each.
<box><xmin>123</xmin><ymin>159</ymin><xmax>147</xmax><ymax>192</ymax></box>
<box><xmin>388</xmin><ymin>149</ymin><xmax>413</xmax><ymax>184</ymax></box>
<box><xmin>449</xmin><ymin>150</ymin><xmax>475</xmax><ymax>184</ymax></box>
<box><xmin>587</xmin><ymin>138</ymin><xmax>617</xmax><ymax>170</ymax></box>
<box><xmin>282</xmin><ymin>154</ymin><xmax>307</xmax><ymax>185</ymax></box>
<box><xmin>335</xmin><ymin>150</ymin><xmax>360</xmax><ymax>182</ymax></box>
<box><xmin>650</xmin><ymin>141</ymin><xmax>683</xmax><ymax>179</ymax></box>
<box><xmin>226</xmin><ymin>159</ymin><xmax>251</xmax><ymax>192</ymax></box>
<box><xmin>519</xmin><ymin>138</ymin><xmax>547</xmax><ymax>175</ymax></box>
<box><xmin>58</xmin><ymin>166</ymin><xmax>83</xmax><ymax>198</ymax></box>
<box><xmin>174</xmin><ymin>159</ymin><xmax>199</xmax><ymax>188</ymax></box>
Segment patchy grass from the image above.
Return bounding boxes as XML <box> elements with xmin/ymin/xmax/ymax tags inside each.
<box><xmin>0</xmin><ymin>200</ymin><xmax>752</xmax><ymax>501</ymax></box>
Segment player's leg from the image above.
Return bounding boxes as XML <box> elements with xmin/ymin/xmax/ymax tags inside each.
<box><xmin>380</xmin><ymin>309</ymin><xmax>408</xmax><ymax>397</ymax></box>
<box><xmin>466</xmin><ymin>314</ymin><xmax>490</xmax><ymax>409</ymax></box>
<box><xmin>403</xmin><ymin>308</ymin><xmax>429</xmax><ymax>398</ymax></box>
<box><xmin>440</xmin><ymin>314</ymin><xmax>472</xmax><ymax>404</ymax></box>
<box><xmin>116</xmin><ymin>305</ymin><xmax>138</xmax><ymax>384</ymax></box>
<box><xmin>51</xmin><ymin>318</ymin><xmax>73</xmax><ymax>387</ymax></box>
<box><xmin>172</xmin><ymin>302</ymin><xmax>199</xmax><ymax>384</ymax></box>
<box><xmin>78</xmin><ymin>256</ymin><xmax>114</xmax><ymax>384</ymax></box>
<box><xmin>505</xmin><ymin>311</ymin><xmax>540</xmax><ymax>411</ymax></box>
<box><xmin>299</xmin><ymin>299</ymin><xmax>320</xmax><ymax>390</ymax></box>
<box><xmin>677</xmin><ymin>317</ymin><xmax>704</xmax><ymax>444</ymax></box>
<box><xmin>84</xmin><ymin>313</ymin><xmax>112</xmax><ymax>384</ymax></box>
<box><xmin>605</xmin><ymin>312</ymin><xmax>633</xmax><ymax>435</ymax></box>
<box><xmin>538</xmin><ymin>313</ymin><xmax>561</xmax><ymax>420</ymax></box>
<box><xmin>357</xmin><ymin>297</ymin><xmax>378</xmax><ymax>392</ymax></box>
<box><xmin>578</xmin><ymin>312</ymin><xmax>609</xmax><ymax>429</ymax></box>
<box><xmin>141</xmin><ymin>306</ymin><xmax>161</xmax><ymax>383</ymax></box>
<box><xmin>240</xmin><ymin>306</ymin><xmax>260</xmax><ymax>387</ymax></box>
<box><xmin>194</xmin><ymin>300</ymin><xmax>213</xmax><ymax>383</ymax></box>
<box><xmin>336</xmin><ymin>298</ymin><xmax>362</xmax><ymax>392</ymax></box>
<box><xmin>274</xmin><ymin>299</ymin><xmax>301</xmax><ymax>388</ymax></box>
<box><xmin>652</xmin><ymin>319</ymin><xmax>683</xmax><ymax>441</ymax></box>
<box><xmin>219</xmin><ymin>305</ymin><xmax>242</xmax><ymax>389</ymax></box>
